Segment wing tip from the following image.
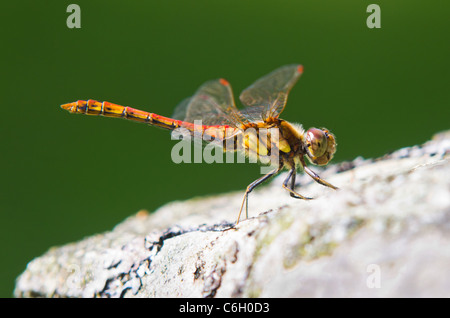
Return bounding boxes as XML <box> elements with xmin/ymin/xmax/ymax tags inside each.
<box><xmin>219</xmin><ymin>78</ymin><xmax>230</xmax><ymax>86</ymax></box>
<box><xmin>296</xmin><ymin>64</ymin><xmax>304</xmax><ymax>74</ymax></box>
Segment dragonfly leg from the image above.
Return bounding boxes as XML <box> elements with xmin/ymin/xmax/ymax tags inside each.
<box><xmin>303</xmin><ymin>166</ymin><xmax>338</xmax><ymax>190</ymax></box>
<box><xmin>289</xmin><ymin>168</ymin><xmax>297</xmax><ymax>197</ymax></box>
<box><xmin>300</xmin><ymin>157</ymin><xmax>339</xmax><ymax>190</ymax></box>
<box><xmin>282</xmin><ymin>168</ymin><xmax>313</xmax><ymax>200</ymax></box>
<box><xmin>236</xmin><ymin>165</ymin><xmax>283</xmax><ymax>225</ymax></box>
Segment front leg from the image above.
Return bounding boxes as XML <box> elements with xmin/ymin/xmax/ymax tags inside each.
<box><xmin>300</xmin><ymin>157</ymin><xmax>339</xmax><ymax>190</ymax></box>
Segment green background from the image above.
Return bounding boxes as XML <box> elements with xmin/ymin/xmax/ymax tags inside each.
<box><xmin>1</xmin><ymin>1</ymin><xmax>448</xmax><ymax>297</ymax></box>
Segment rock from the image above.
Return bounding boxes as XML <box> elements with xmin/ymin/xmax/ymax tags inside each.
<box><xmin>14</xmin><ymin>130</ymin><xmax>450</xmax><ymax>297</ymax></box>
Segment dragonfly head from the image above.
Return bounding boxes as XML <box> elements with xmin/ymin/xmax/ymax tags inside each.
<box><xmin>305</xmin><ymin>128</ymin><xmax>336</xmax><ymax>166</ymax></box>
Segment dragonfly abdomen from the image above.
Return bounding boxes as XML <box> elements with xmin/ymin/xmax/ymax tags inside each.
<box><xmin>61</xmin><ymin>100</ymin><xmax>239</xmax><ymax>140</ymax></box>
<box><xmin>61</xmin><ymin>99</ymin><xmax>190</xmax><ymax>130</ymax></box>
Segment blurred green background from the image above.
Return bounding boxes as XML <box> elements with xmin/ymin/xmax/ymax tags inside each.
<box><xmin>1</xmin><ymin>0</ymin><xmax>449</xmax><ymax>297</ymax></box>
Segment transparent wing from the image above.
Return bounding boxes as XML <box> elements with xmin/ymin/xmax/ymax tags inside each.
<box><xmin>239</xmin><ymin>64</ymin><xmax>304</xmax><ymax>120</ymax></box>
<box><xmin>172</xmin><ymin>78</ymin><xmax>246</xmax><ymax>127</ymax></box>
<box><xmin>236</xmin><ymin>105</ymin><xmax>266</xmax><ymax>122</ymax></box>
<box><xmin>171</xmin><ymin>97</ymin><xmax>191</xmax><ymax>121</ymax></box>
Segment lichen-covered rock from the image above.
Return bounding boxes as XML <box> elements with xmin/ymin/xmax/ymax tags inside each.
<box><xmin>14</xmin><ymin>131</ymin><xmax>450</xmax><ymax>297</ymax></box>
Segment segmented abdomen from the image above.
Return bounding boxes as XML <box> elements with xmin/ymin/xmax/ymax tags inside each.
<box><xmin>61</xmin><ymin>99</ymin><xmax>240</xmax><ymax>144</ymax></box>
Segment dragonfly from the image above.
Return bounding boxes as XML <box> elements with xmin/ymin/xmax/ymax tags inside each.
<box><xmin>61</xmin><ymin>65</ymin><xmax>338</xmax><ymax>225</ymax></box>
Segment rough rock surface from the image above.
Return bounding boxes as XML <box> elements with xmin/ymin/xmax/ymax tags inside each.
<box><xmin>15</xmin><ymin>131</ymin><xmax>450</xmax><ymax>297</ymax></box>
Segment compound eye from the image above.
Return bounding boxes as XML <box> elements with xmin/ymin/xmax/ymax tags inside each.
<box><xmin>306</xmin><ymin>128</ymin><xmax>327</xmax><ymax>158</ymax></box>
